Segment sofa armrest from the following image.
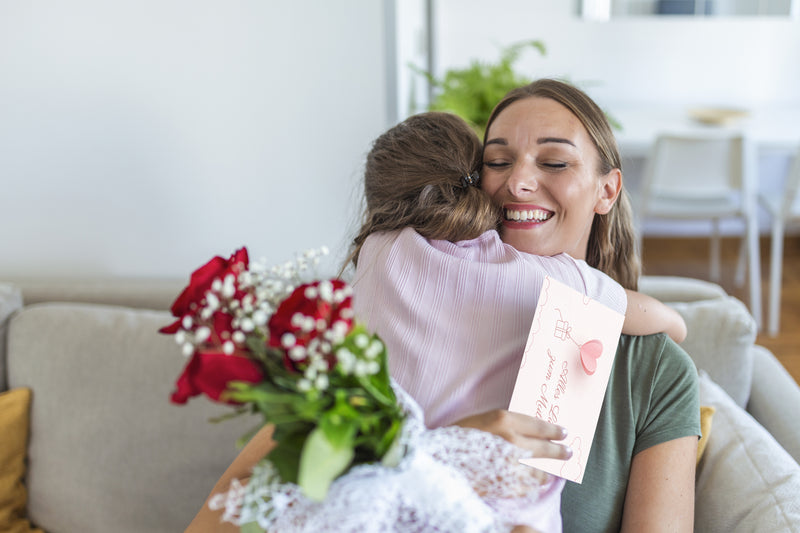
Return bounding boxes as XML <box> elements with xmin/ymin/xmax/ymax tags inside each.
<box><xmin>747</xmin><ymin>345</ymin><xmax>800</xmax><ymax>464</ymax></box>
<box><xmin>638</xmin><ymin>275</ymin><xmax>728</xmax><ymax>303</ymax></box>
<box><xmin>0</xmin><ymin>283</ymin><xmax>24</xmax><ymax>391</ymax></box>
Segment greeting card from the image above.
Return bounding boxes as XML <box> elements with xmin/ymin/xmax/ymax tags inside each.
<box><xmin>508</xmin><ymin>276</ymin><xmax>624</xmax><ymax>483</ymax></box>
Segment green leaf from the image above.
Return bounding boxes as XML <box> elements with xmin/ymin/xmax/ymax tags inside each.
<box><xmin>239</xmin><ymin>522</ymin><xmax>266</xmax><ymax>533</ymax></box>
<box><xmin>297</xmin><ymin>425</ymin><xmax>355</xmax><ymax>501</ymax></box>
<box><xmin>269</xmin><ymin>429</ymin><xmax>309</xmax><ymax>484</ymax></box>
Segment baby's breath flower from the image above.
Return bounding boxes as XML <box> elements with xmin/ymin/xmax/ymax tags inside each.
<box><xmin>314</xmin><ymin>374</ymin><xmax>329</xmax><ymax>391</ymax></box>
<box><xmin>297</xmin><ymin>379</ymin><xmax>312</xmax><ymax>392</ymax></box>
<box><xmin>223</xmin><ymin>341</ymin><xmax>235</xmax><ymax>355</ymax></box>
<box><xmin>181</xmin><ymin>343</ymin><xmax>194</xmax><ymax>357</ymax></box>
<box><xmin>318</xmin><ymin>280</ymin><xmax>334</xmax><ymax>303</ymax></box>
<box><xmin>354</xmin><ymin>334</ymin><xmax>369</xmax><ymax>349</ymax></box>
<box><xmin>252</xmin><ymin>309</ymin><xmax>268</xmax><ymax>326</ymax></box>
<box><xmin>182</xmin><ymin>315</ymin><xmax>193</xmax><ymax>330</ymax></box>
<box><xmin>232</xmin><ymin>331</ymin><xmax>246</xmax><ymax>344</ymax></box>
<box><xmin>289</xmin><ymin>346</ymin><xmax>306</xmax><ymax>361</ymax></box>
<box><xmin>240</xmin><ymin>317</ymin><xmax>255</xmax><ymax>333</ymax></box>
<box><xmin>281</xmin><ymin>333</ymin><xmax>296</xmax><ymax>348</ymax></box>
<box><xmin>206</xmin><ymin>292</ymin><xmax>220</xmax><ymax>311</ymax></box>
<box><xmin>365</xmin><ymin>339</ymin><xmax>383</xmax><ymax>360</ymax></box>
<box><xmin>196</xmin><ymin>326</ymin><xmax>212</xmax><ymax>343</ymax></box>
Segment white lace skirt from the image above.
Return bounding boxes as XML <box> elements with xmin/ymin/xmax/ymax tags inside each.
<box><xmin>210</xmin><ymin>382</ymin><xmax>564</xmax><ymax>532</ymax></box>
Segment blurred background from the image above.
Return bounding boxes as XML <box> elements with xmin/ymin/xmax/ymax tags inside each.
<box><xmin>3</xmin><ymin>0</ymin><xmax>798</xmax><ymax>279</ymax></box>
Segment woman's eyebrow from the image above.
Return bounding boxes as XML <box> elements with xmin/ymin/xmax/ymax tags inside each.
<box><xmin>484</xmin><ymin>138</ymin><xmax>507</xmax><ymax>147</ymax></box>
<box><xmin>538</xmin><ymin>137</ymin><xmax>576</xmax><ymax>147</ymax></box>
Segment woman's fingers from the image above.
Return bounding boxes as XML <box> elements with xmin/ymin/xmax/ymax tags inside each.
<box><xmin>453</xmin><ymin>409</ymin><xmax>572</xmax><ymax>460</ymax></box>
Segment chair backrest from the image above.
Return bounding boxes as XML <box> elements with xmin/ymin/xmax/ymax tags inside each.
<box><xmin>780</xmin><ymin>145</ymin><xmax>800</xmax><ymax>221</ymax></box>
<box><xmin>640</xmin><ymin>133</ymin><xmax>754</xmax><ymax>206</ymax></box>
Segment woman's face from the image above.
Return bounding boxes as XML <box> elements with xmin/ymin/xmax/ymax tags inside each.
<box><xmin>481</xmin><ymin>96</ymin><xmax>620</xmax><ymax>259</ymax></box>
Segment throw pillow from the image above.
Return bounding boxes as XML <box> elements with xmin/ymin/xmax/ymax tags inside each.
<box><xmin>671</xmin><ymin>296</ymin><xmax>756</xmax><ymax>407</ymax></box>
<box><xmin>0</xmin><ymin>387</ymin><xmax>43</xmax><ymax>533</ymax></box>
<box><xmin>695</xmin><ymin>371</ymin><xmax>800</xmax><ymax>532</ymax></box>
<box><xmin>697</xmin><ymin>405</ymin><xmax>714</xmax><ymax>465</ymax></box>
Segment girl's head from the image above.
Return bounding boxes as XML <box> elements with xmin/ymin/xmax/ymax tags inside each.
<box><xmin>349</xmin><ymin>111</ymin><xmax>500</xmax><ymax>266</ymax></box>
<box><xmin>482</xmin><ymin>79</ymin><xmax>640</xmax><ymax>289</ymax></box>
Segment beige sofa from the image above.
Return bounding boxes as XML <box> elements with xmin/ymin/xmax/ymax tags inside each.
<box><xmin>1</xmin><ymin>275</ymin><xmax>799</xmax><ymax>532</ymax></box>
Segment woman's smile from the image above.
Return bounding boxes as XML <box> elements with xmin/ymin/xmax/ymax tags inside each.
<box><xmin>502</xmin><ymin>204</ymin><xmax>554</xmax><ymax>228</ymax></box>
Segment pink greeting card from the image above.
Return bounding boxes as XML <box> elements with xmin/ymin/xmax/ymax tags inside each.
<box><xmin>508</xmin><ymin>276</ymin><xmax>624</xmax><ymax>483</ymax></box>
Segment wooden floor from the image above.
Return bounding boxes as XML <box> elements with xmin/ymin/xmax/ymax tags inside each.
<box><xmin>641</xmin><ymin>235</ymin><xmax>800</xmax><ymax>386</ymax></box>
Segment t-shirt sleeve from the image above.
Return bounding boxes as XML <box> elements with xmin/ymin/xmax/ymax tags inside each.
<box><xmin>633</xmin><ymin>334</ymin><xmax>701</xmax><ymax>455</ymax></box>
<box><xmin>571</xmin><ymin>258</ymin><xmax>628</xmax><ymax>316</ymax></box>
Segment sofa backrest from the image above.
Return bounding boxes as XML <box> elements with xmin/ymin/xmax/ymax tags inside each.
<box><xmin>6</xmin><ymin>300</ymin><xmax>257</xmax><ymax>533</ymax></box>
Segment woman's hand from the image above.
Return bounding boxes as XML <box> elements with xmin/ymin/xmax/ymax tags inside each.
<box><xmin>453</xmin><ymin>409</ymin><xmax>573</xmax><ymax>461</ymax></box>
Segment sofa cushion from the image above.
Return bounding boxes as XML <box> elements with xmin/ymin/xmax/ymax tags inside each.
<box><xmin>670</xmin><ymin>296</ymin><xmax>756</xmax><ymax>407</ymax></box>
<box><xmin>6</xmin><ymin>303</ymin><xmax>258</xmax><ymax>533</ymax></box>
<box><xmin>695</xmin><ymin>371</ymin><xmax>800</xmax><ymax>532</ymax></box>
<box><xmin>0</xmin><ymin>387</ymin><xmax>43</xmax><ymax>533</ymax></box>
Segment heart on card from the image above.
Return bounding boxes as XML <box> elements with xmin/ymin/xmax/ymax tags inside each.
<box><xmin>579</xmin><ymin>339</ymin><xmax>603</xmax><ymax>375</ymax></box>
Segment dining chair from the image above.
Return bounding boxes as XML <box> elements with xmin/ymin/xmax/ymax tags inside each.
<box><xmin>758</xmin><ymin>146</ymin><xmax>800</xmax><ymax>336</ymax></box>
<box><xmin>636</xmin><ymin>132</ymin><xmax>762</xmax><ymax>328</ymax></box>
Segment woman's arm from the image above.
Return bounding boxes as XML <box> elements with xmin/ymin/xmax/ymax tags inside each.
<box><xmin>186</xmin><ymin>424</ymin><xmax>277</xmax><ymax>532</ymax></box>
<box><xmin>623</xmin><ymin>290</ymin><xmax>687</xmax><ymax>343</ymax></box>
<box><xmin>620</xmin><ymin>436</ymin><xmax>697</xmax><ymax>533</ymax></box>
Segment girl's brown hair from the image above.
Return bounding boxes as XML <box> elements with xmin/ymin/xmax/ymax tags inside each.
<box><xmin>347</xmin><ymin>111</ymin><xmax>500</xmax><ymax>267</ymax></box>
<box><xmin>484</xmin><ymin>79</ymin><xmax>641</xmax><ymax>290</ymax></box>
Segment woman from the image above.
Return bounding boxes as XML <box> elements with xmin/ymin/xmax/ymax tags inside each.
<box><xmin>476</xmin><ymin>79</ymin><xmax>700</xmax><ymax>532</ymax></box>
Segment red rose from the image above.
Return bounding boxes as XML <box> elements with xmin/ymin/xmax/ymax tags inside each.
<box><xmin>170</xmin><ymin>349</ymin><xmax>263</xmax><ymax>405</ymax></box>
<box><xmin>267</xmin><ymin>280</ymin><xmax>353</xmax><ymax>370</ymax></box>
<box><xmin>159</xmin><ymin>247</ymin><xmax>249</xmax><ymax>334</ymax></box>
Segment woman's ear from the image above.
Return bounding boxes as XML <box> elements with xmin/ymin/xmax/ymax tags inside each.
<box><xmin>595</xmin><ymin>168</ymin><xmax>622</xmax><ymax>215</ymax></box>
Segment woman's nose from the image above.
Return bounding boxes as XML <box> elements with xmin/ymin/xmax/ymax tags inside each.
<box><xmin>506</xmin><ymin>164</ymin><xmax>538</xmax><ymax>197</ymax></box>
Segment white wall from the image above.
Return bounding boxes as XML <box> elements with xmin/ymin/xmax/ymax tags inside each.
<box><xmin>0</xmin><ymin>1</ymin><xmax>389</xmax><ymax>279</ymax></box>
<box><xmin>432</xmin><ymin>0</ymin><xmax>800</xmax><ymax>108</ymax></box>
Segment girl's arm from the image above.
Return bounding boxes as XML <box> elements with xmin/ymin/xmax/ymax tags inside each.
<box><xmin>623</xmin><ymin>290</ymin><xmax>687</xmax><ymax>343</ymax></box>
<box><xmin>620</xmin><ymin>436</ymin><xmax>697</xmax><ymax>532</ymax></box>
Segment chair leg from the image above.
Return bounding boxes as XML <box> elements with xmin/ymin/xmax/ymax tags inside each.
<box><xmin>747</xmin><ymin>214</ymin><xmax>762</xmax><ymax>330</ymax></box>
<box><xmin>767</xmin><ymin>219</ymin><xmax>785</xmax><ymax>337</ymax></box>
<box><xmin>710</xmin><ymin>219</ymin><xmax>721</xmax><ymax>282</ymax></box>
<box><xmin>734</xmin><ymin>234</ymin><xmax>746</xmax><ymax>287</ymax></box>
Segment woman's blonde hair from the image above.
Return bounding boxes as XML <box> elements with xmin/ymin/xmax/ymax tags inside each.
<box><xmin>484</xmin><ymin>79</ymin><xmax>641</xmax><ymax>290</ymax></box>
<box><xmin>347</xmin><ymin>111</ymin><xmax>500</xmax><ymax>267</ymax></box>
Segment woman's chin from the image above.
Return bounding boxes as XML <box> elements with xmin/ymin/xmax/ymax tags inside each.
<box><xmin>499</xmin><ymin>229</ymin><xmax>554</xmax><ymax>257</ymax></box>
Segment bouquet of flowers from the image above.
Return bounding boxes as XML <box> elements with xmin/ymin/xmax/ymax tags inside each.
<box><xmin>160</xmin><ymin>246</ymin><xmax>406</xmax><ymax>510</ymax></box>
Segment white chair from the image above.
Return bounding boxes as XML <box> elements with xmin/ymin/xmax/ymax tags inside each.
<box><xmin>758</xmin><ymin>146</ymin><xmax>800</xmax><ymax>336</ymax></box>
<box><xmin>636</xmin><ymin>133</ymin><xmax>762</xmax><ymax>328</ymax></box>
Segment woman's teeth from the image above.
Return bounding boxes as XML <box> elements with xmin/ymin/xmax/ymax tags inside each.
<box><xmin>504</xmin><ymin>208</ymin><xmax>552</xmax><ymax>222</ymax></box>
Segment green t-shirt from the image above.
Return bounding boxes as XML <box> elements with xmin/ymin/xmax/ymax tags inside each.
<box><xmin>561</xmin><ymin>333</ymin><xmax>701</xmax><ymax>533</ymax></box>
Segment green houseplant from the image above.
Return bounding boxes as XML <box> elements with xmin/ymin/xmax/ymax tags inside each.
<box><xmin>412</xmin><ymin>40</ymin><xmax>620</xmax><ymax>137</ymax></box>
<box><xmin>411</xmin><ymin>40</ymin><xmax>546</xmax><ymax>138</ymax></box>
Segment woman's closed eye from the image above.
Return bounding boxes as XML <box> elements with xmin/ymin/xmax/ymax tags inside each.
<box><xmin>483</xmin><ymin>160</ymin><xmax>510</xmax><ymax>169</ymax></box>
<box><xmin>540</xmin><ymin>161</ymin><xmax>568</xmax><ymax>170</ymax></box>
